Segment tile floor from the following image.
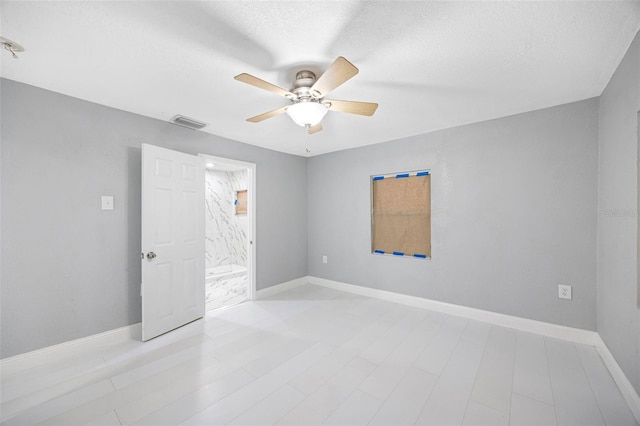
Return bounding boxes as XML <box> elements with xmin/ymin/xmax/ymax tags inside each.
<box><xmin>206</xmin><ymin>274</ymin><xmax>248</xmax><ymax>312</ymax></box>
<box><xmin>0</xmin><ymin>284</ymin><xmax>637</xmax><ymax>426</ymax></box>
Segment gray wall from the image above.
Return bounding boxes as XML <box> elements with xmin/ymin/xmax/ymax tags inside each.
<box><xmin>0</xmin><ymin>79</ymin><xmax>308</xmax><ymax>358</ymax></box>
<box><xmin>597</xmin><ymin>31</ymin><xmax>640</xmax><ymax>396</ymax></box>
<box><xmin>308</xmin><ymin>99</ymin><xmax>599</xmax><ymax>330</ymax></box>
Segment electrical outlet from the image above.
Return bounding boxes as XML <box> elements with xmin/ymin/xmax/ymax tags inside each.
<box><xmin>322</xmin><ymin>255</ymin><xmax>327</xmax><ymax>264</ymax></box>
<box><xmin>101</xmin><ymin>195</ymin><xmax>114</xmax><ymax>210</ymax></box>
<box><xmin>559</xmin><ymin>285</ymin><xmax>572</xmax><ymax>300</ymax></box>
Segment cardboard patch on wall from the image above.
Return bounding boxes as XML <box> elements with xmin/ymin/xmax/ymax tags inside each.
<box><xmin>236</xmin><ymin>190</ymin><xmax>247</xmax><ymax>215</ymax></box>
<box><xmin>372</xmin><ymin>174</ymin><xmax>431</xmax><ymax>257</ymax></box>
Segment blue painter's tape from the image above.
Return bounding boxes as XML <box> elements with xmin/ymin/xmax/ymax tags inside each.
<box><xmin>393</xmin><ymin>251</ymin><xmax>404</xmax><ymax>256</ymax></box>
<box><xmin>374</xmin><ymin>250</ymin><xmax>385</xmax><ymax>254</ymax></box>
<box><xmin>395</xmin><ymin>173</ymin><xmax>410</xmax><ymax>178</ymax></box>
<box><xmin>373</xmin><ymin>176</ymin><xmax>384</xmax><ymax>181</ymax></box>
<box><xmin>413</xmin><ymin>254</ymin><xmax>427</xmax><ymax>258</ymax></box>
<box><xmin>416</xmin><ymin>171</ymin><xmax>430</xmax><ymax>176</ymax></box>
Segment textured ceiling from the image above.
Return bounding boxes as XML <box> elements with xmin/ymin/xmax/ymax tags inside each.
<box><xmin>1</xmin><ymin>1</ymin><xmax>639</xmax><ymax>157</ymax></box>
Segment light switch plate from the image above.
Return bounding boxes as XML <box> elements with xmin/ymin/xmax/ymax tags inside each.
<box><xmin>101</xmin><ymin>196</ymin><xmax>114</xmax><ymax>210</ymax></box>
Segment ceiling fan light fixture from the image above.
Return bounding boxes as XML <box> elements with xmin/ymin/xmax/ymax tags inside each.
<box><xmin>286</xmin><ymin>101</ymin><xmax>328</xmax><ymax>127</ymax></box>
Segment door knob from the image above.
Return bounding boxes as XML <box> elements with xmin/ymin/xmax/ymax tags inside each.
<box><xmin>146</xmin><ymin>252</ymin><xmax>157</xmax><ymax>260</ymax></box>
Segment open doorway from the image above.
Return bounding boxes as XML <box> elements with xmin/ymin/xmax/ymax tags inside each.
<box><xmin>200</xmin><ymin>155</ymin><xmax>256</xmax><ymax>311</ymax></box>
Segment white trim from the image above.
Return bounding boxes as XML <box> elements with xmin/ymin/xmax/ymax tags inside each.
<box><xmin>594</xmin><ymin>335</ymin><xmax>640</xmax><ymax>423</ymax></box>
<box><xmin>308</xmin><ymin>276</ymin><xmax>640</xmax><ymax>423</ymax></box>
<box><xmin>3</xmin><ymin>276</ymin><xmax>638</xmax><ymax>425</ymax></box>
<box><xmin>0</xmin><ymin>323</ymin><xmax>140</xmax><ymax>375</ymax></box>
<box><xmin>256</xmin><ymin>276</ymin><xmax>308</xmax><ymax>299</ymax></box>
<box><xmin>308</xmin><ymin>276</ymin><xmax>599</xmax><ymax>345</ymax></box>
<box><xmin>0</xmin><ymin>276</ymin><xmax>306</xmax><ymax>373</ymax></box>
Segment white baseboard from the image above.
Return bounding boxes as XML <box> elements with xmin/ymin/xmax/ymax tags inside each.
<box><xmin>0</xmin><ymin>323</ymin><xmax>141</xmax><ymax>375</ymax></box>
<box><xmin>307</xmin><ymin>276</ymin><xmax>640</xmax><ymax>424</ymax></box>
<box><xmin>1</xmin><ymin>276</ymin><xmax>310</xmax><ymax>373</ymax></box>
<box><xmin>308</xmin><ymin>276</ymin><xmax>599</xmax><ymax>345</ymax></box>
<box><xmin>3</xmin><ymin>275</ymin><xmax>638</xmax><ymax>425</ymax></box>
<box><xmin>594</xmin><ymin>335</ymin><xmax>640</xmax><ymax>423</ymax></box>
<box><xmin>255</xmin><ymin>276</ymin><xmax>308</xmax><ymax>299</ymax></box>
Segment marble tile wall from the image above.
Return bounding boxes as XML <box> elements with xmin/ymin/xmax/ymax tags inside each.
<box><xmin>205</xmin><ymin>169</ymin><xmax>248</xmax><ymax>270</ymax></box>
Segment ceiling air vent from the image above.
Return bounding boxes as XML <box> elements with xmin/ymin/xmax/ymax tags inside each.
<box><xmin>170</xmin><ymin>115</ymin><xmax>207</xmax><ymax>130</ymax></box>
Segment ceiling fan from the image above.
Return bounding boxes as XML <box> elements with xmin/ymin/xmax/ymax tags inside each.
<box><xmin>234</xmin><ymin>56</ymin><xmax>378</xmax><ymax>135</ymax></box>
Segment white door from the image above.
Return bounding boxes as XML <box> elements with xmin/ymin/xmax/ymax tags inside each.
<box><xmin>141</xmin><ymin>143</ymin><xmax>205</xmax><ymax>341</ymax></box>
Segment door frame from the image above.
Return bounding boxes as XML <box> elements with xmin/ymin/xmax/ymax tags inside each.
<box><xmin>199</xmin><ymin>154</ymin><xmax>257</xmax><ymax>301</ymax></box>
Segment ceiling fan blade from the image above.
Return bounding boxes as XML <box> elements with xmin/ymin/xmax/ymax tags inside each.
<box><xmin>246</xmin><ymin>105</ymin><xmax>288</xmax><ymax>123</ymax></box>
<box><xmin>325</xmin><ymin>99</ymin><xmax>378</xmax><ymax>116</ymax></box>
<box><xmin>307</xmin><ymin>124</ymin><xmax>323</xmax><ymax>135</ymax></box>
<box><xmin>311</xmin><ymin>57</ymin><xmax>359</xmax><ymax>97</ymax></box>
<box><xmin>235</xmin><ymin>73</ymin><xmax>295</xmax><ymax>98</ymax></box>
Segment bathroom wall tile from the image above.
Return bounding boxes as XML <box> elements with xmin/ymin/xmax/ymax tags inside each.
<box><xmin>205</xmin><ymin>169</ymin><xmax>248</xmax><ymax>270</ymax></box>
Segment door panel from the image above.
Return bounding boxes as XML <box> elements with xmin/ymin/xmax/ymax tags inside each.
<box><xmin>142</xmin><ymin>144</ymin><xmax>205</xmax><ymax>341</ymax></box>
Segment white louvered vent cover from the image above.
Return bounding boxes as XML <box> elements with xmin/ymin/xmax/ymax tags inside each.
<box><xmin>170</xmin><ymin>115</ymin><xmax>207</xmax><ymax>130</ymax></box>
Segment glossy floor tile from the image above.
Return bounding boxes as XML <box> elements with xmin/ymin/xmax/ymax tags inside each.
<box><xmin>1</xmin><ymin>284</ymin><xmax>637</xmax><ymax>425</ymax></box>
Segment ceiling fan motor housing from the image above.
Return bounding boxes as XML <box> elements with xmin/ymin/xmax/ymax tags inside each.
<box><xmin>292</xmin><ymin>70</ymin><xmax>318</xmax><ymax>100</ymax></box>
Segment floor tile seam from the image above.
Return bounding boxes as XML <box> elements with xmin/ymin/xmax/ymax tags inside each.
<box><xmin>110</xmin><ymin>348</ymin><xmax>217</xmax><ymax>390</ymax></box>
<box><xmin>109</xmin><ymin>357</ymin><xmax>243</xmax><ymax>421</ymax></box>
<box><xmin>511</xmin><ymin>335</ymin><xmax>553</xmax><ymax>402</ymax></box>
<box><xmin>457</xmin><ymin>323</ymin><xmax>491</xmax><ymax>426</ymax></box>
<box><xmin>288</xmin><ymin>346</ymin><xmax>359</xmax><ymax>394</ymax></box>
<box><xmin>127</xmin><ymin>366</ymin><xmax>251</xmax><ymax>426</ymax></box>
<box><xmin>223</xmin><ymin>383</ymin><xmax>301</xmax><ymax>426</ymax></box>
<box><xmin>359</xmin><ymin>363</ymin><xmax>421</xmax><ymax>425</ymax></box>
<box><xmin>511</xmin><ymin>391</ymin><xmax>556</xmax><ymax>409</ymax></box>
<box><xmin>45</xmin><ymin>393</ymin><xmax>122</xmax><ymax>426</ymax></box>
<box><xmin>2</xmin><ymin>346</ymin><xmax>119</xmax><ymax>381</ymax></box>
<box><xmin>412</xmin><ymin>316</ymin><xmax>469</xmax><ymax>375</ymax></box>
<box><xmin>111</xmin><ymin>409</ymin><xmax>124</xmax><ymax>426</ymax></box>
<box><xmin>219</xmin><ymin>346</ymin><xmax>336</xmax><ymax>423</ymax></box>
<box><xmin>574</xmin><ymin>343</ymin><xmax>612</xmax><ymax>425</ymax></box>
<box><xmin>271</xmin><ymin>389</ymin><xmax>310</xmax><ymax>425</ymax></box>
<box><xmin>388</xmin><ymin>322</ymin><xmax>444</xmax><ymax>367</ymax></box>
<box><xmin>366</xmin><ymin>333</ymin><xmax>433</xmax><ymax>392</ymax></box>
<box><xmin>2</xmin><ymin>351</ymin><xmax>112</xmax><ymax>383</ymax></box>
<box><xmin>541</xmin><ymin>336</ymin><xmax>562</xmax><ymax>426</ymax></box>
<box><xmin>206</xmin><ymin>330</ymin><xmax>288</xmax><ymax>361</ymax></box>
<box><xmin>366</xmin><ymin>311</ymin><xmax>442</xmax><ymax>366</ymax></box>
<box><xmin>240</xmin><ymin>365</ymin><xmax>258</xmax><ymax>379</ymax></box>
<box><xmin>104</xmin><ymin>335</ymin><xmax>220</xmax><ymax>371</ymax></box>
<box><xmin>463</xmin><ymin>398</ymin><xmax>511</xmax><ymax>424</ymax></box>
<box><xmin>362</xmin><ymin>310</ymin><xmax>430</xmax><ymax>366</ymax></box>
<box><xmin>0</xmin><ymin>360</ymin><xmax>120</xmax><ymax>421</ymax></box>
<box><xmin>500</xmin><ymin>331</ymin><xmax>517</xmax><ymax>422</ymax></box>
<box><xmin>0</xmin><ymin>354</ymin><xmax>109</xmax><ymax>390</ymax></box>
<box><xmin>241</xmin><ymin>339</ymin><xmax>319</xmax><ymax>377</ymax></box>
<box><xmin>2</xmin><ymin>378</ymin><xmax>116</xmax><ymax>426</ymax></box>
<box><xmin>212</xmin><ymin>338</ymin><xmax>294</xmax><ymax>367</ymax></box>
<box><xmin>407</xmin><ymin>315</ymin><xmax>449</xmax><ymax>365</ymax></box>
<box><xmin>413</xmin><ymin>326</ymin><xmax>486</xmax><ymax>424</ymax></box>
<box><xmin>320</xmin><ymin>377</ymin><xmax>382</xmax><ymax>426</ymax></box>
<box><xmin>0</xmin><ymin>360</ymin><xmax>112</xmax><ymax>407</ymax></box>
<box><xmin>509</xmin><ymin>334</ymin><xmax>521</xmax><ymax>424</ymax></box>
<box><xmin>320</xmin><ymin>356</ymin><xmax>380</xmax><ymax>416</ymax></box>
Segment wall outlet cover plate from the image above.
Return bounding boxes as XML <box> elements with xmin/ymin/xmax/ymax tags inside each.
<box><xmin>101</xmin><ymin>196</ymin><xmax>114</xmax><ymax>210</ymax></box>
<box><xmin>559</xmin><ymin>284</ymin><xmax>572</xmax><ymax>300</ymax></box>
